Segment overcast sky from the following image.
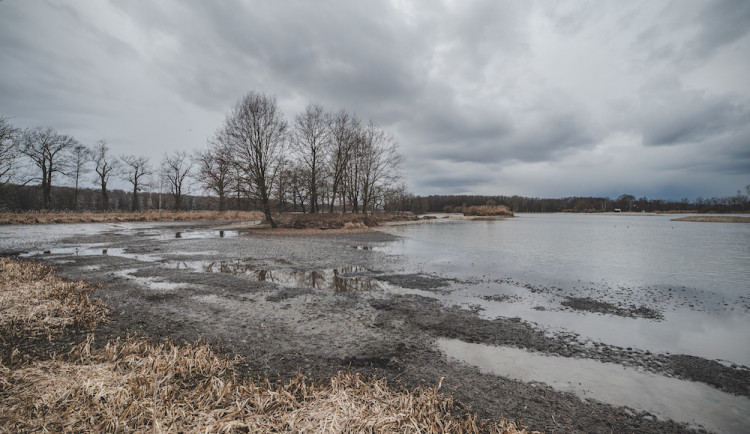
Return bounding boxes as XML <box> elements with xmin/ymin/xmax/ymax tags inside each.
<box><xmin>1</xmin><ymin>0</ymin><xmax>749</xmax><ymax>199</ymax></box>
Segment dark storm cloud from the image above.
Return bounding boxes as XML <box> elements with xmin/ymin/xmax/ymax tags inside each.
<box><xmin>409</xmin><ymin>103</ymin><xmax>593</xmax><ymax>165</ymax></box>
<box><xmin>408</xmin><ymin>162</ymin><xmax>496</xmax><ymax>194</ymax></box>
<box><xmin>0</xmin><ymin>0</ymin><xmax>747</xmax><ymax>199</ymax></box>
<box><xmin>112</xmin><ymin>1</ymin><xmax>426</xmax><ymax>113</ymax></box>
<box><xmin>691</xmin><ymin>0</ymin><xmax>750</xmax><ymax>59</ymax></box>
<box><xmin>640</xmin><ymin>93</ymin><xmax>750</xmax><ymax>147</ymax></box>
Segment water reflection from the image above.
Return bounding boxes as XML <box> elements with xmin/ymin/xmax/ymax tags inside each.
<box><xmin>21</xmin><ymin>246</ymin><xmax>115</xmax><ymax>257</ymax></box>
<box><xmin>173</xmin><ymin>259</ymin><xmax>385</xmax><ymax>293</ymax></box>
<box><xmin>439</xmin><ymin>338</ymin><xmax>750</xmax><ymax>433</ymax></box>
<box><xmin>162</xmin><ymin>230</ymin><xmax>239</xmax><ymax>240</ymax></box>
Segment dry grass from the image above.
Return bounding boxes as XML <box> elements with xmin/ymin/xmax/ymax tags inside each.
<box><xmin>671</xmin><ymin>215</ymin><xmax>750</xmax><ymax>223</ymax></box>
<box><xmin>0</xmin><ymin>258</ymin><xmax>109</xmax><ymax>344</ymax></box>
<box><xmin>0</xmin><ymin>210</ymin><xmax>264</xmax><ymax>225</ymax></box>
<box><xmin>462</xmin><ymin>205</ymin><xmax>514</xmax><ymax>217</ymax></box>
<box><xmin>273</xmin><ymin>213</ymin><xmax>419</xmax><ymax>230</ymax></box>
<box><xmin>0</xmin><ymin>334</ymin><xmax>530</xmax><ymax>433</ymax></box>
<box><xmin>0</xmin><ymin>257</ymin><xmax>532</xmax><ymax>433</ymax></box>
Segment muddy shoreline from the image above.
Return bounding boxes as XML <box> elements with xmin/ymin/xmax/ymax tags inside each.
<box><xmin>3</xmin><ymin>220</ymin><xmax>748</xmax><ymax>432</ymax></box>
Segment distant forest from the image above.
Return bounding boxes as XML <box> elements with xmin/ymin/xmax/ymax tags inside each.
<box><xmin>2</xmin><ymin>108</ymin><xmax>748</xmax><ymax>215</ymax></box>
<box><xmin>395</xmin><ymin>192</ymin><xmax>750</xmax><ymax>214</ymax></box>
<box><xmin>3</xmin><ymin>183</ymin><xmax>749</xmax><ymax>215</ymax></box>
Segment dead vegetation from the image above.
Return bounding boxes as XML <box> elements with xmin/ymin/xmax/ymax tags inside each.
<box><xmin>273</xmin><ymin>212</ymin><xmax>421</xmax><ymax>230</ymax></box>
<box><xmin>671</xmin><ymin>215</ymin><xmax>750</xmax><ymax>223</ymax></box>
<box><xmin>0</xmin><ymin>210</ymin><xmax>264</xmax><ymax>225</ymax></box>
<box><xmin>0</xmin><ymin>334</ymin><xmax>529</xmax><ymax>433</ymax></box>
<box><xmin>462</xmin><ymin>205</ymin><xmax>515</xmax><ymax>217</ymax></box>
<box><xmin>0</xmin><ymin>258</ymin><xmax>108</xmax><ymax>346</ymax></box>
<box><xmin>0</xmin><ymin>257</ymin><xmax>532</xmax><ymax>433</ymax></box>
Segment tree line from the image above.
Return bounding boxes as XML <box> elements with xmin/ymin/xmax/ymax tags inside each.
<box><xmin>0</xmin><ymin>91</ymin><xmax>404</xmax><ymax>223</ymax></box>
<box><xmin>400</xmin><ymin>191</ymin><xmax>750</xmax><ymax>214</ymax></box>
<box><xmin>3</xmin><ymin>93</ymin><xmax>748</xmax><ymax>216</ymax></box>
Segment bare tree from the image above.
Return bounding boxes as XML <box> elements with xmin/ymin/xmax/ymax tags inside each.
<box><xmin>221</xmin><ymin>91</ymin><xmax>288</xmax><ymax>227</ymax></box>
<box><xmin>0</xmin><ymin>117</ymin><xmax>20</xmax><ymax>185</ymax></box>
<box><xmin>292</xmin><ymin>103</ymin><xmax>330</xmax><ymax>213</ymax></box>
<box><xmin>358</xmin><ymin>122</ymin><xmax>403</xmax><ymax>215</ymax></box>
<box><xmin>91</xmin><ymin>140</ymin><xmax>117</xmax><ymax>211</ymax></box>
<box><xmin>120</xmin><ymin>154</ymin><xmax>152</xmax><ymax>211</ymax></box>
<box><xmin>344</xmin><ymin>129</ymin><xmax>364</xmax><ymax>213</ymax></box>
<box><xmin>161</xmin><ymin>151</ymin><xmax>193</xmax><ymax>210</ymax></box>
<box><xmin>195</xmin><ymin>135</ymin><xmax>232</xmax><ymax>211</ymax></box>
<box><xmin>18</xmin><ymin>127</ymin><xmax>76</xmax><ymax>210</ymax></box>
<box><xmin>70</xmin><ymin>144</ymin><xmax>89</xmax><ymax>210</ymax></box>
<box><xmin>287</xmin><ymin>160</ymin><xmax>309</xmax><ymax>213</ymax></box>
<box><xmin>328</xmin><ymin>110</ymin><xmax>358</xmax><ymax>213</ymax></box>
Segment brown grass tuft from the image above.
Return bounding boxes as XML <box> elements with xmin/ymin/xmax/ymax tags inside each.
<box><xmin>0</xmin><ymin>210</ymin><xmax>264</xmax><ymax>225</ymax></box>
<box><xmin>462</xmin><ymin>205</ymin><xmax>515</xmax><ymax>217</ymax></box>
<box><xmin>0</xmin><ymin>257</ymin><xmax>533</xmax><ymax>433</ymax></box>
<box><xmin>0</xmin><ymin>258</ymin><xmax>109</xmax><ymax>345</ymax></box>
<box><xmin>273</xmin><ymin>213</ymin><xmax>419</xmax><ymax>231</ymax></box>
<box><xmin>0</xmin><ymin>334</ymin><xmax>531</xmax><ymax>433</ymax></box>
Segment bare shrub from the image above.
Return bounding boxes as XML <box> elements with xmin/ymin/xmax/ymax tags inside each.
<box><xmin>462</xmin><ymin>205</ymin><xmax>515</xmax><ymax>217</ymax></box>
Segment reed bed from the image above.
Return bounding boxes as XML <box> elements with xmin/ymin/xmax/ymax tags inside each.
<box><xmin>0</xmin><ymin>334</ymin><xmax>529</xmax><ymax>433</ymax></box>
<box><xmin>462</xmin><ymin>205</ymin><xmax>514</xmax><ymax>217</ymax></box>
<box><xmin>0</xmin><ymin>257</ymin><xmax>531</xmax><ymax>433</ymax></box>
<box><xmin>0</xmin><ymin>258</ymin><xmax>108</xmax><ymax>344</ymax></box>
<box><xmin>0</xmin><ymin>210</ymin><xmax>264</xmax><ymax>225</ymax></box>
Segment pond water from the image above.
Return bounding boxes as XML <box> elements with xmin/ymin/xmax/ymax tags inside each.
<box><xmin>382</xmin><ymin>214</ymin><xmax>750</xmax><ymax>365</ymax></box>
<box><xmin>439</xmin><ymin>338</ymin><xmax>750</xmax><ymax>433</ymax></box>
<box><xmin>170</xmin><ymin>259</ymin><xmax>385</xmax><ymax>293</ymax></box>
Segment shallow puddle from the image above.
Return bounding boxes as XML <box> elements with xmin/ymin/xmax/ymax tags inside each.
<box><xmin>172</xmin><ymin>259</ymin><xmax>385</xmax><ymax>292</ymax></box>
<box><xmin>114</xmin><ymin>269</ymin><xmax>189</xmax><ymax>291</ymax></box>
<box><xmin>20</xmin><ymin>246</ymin><xmax>113</xmax><ymax>257</ymax></box>
<box><xmin>160</xmin><ymin>230</ymin><xmax>239</xmax><ymax>240</ymax></box>
<box><xmin>19</xmin><ymin>246</ymin><xmax>165</xmax><ymax>263</ymax></box>
<box><xmin>350</xmin><ymin>245</ymin><xmax>373</xmax><ymax>250</ymax></box>
<box><xmin>438</xmin><ymin>338</ymin><xmax>750</xmax><ymax>433</ymax></box>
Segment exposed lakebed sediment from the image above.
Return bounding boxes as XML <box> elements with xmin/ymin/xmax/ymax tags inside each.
<box><xmin>2</xmin><ymin>220</ymin><xmax>748</xmax><ymax>433</ymax></box>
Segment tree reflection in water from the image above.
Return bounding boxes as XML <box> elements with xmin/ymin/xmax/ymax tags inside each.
<box><xmin>174</xmin><ymin>259</ymin><xmax>384</xmax><ymax>293</ymax></box>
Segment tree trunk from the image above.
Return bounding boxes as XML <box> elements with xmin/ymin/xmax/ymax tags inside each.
<box><xmin>101</xmin><ymin>185</ymin><xmax>109</xmax><ymax>211</ymax></box>
<box><xmin>132</xmin><ymin>185</ymin><xmax>139</xmax><ymax>211</ymax></box>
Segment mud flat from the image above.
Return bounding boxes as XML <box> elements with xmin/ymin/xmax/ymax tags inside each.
<box><xmin>2</xmin><ymin>221</ymin><xmax>748</xmax><ymax>432</ymax></box>
<box><xmin>671</xmin><ymin>216</ymin><xmax>750</xmax><ymax>223</ymax></box>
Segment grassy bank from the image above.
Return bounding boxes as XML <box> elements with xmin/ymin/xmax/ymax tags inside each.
<box><xmin>462</xmin><ymin>205</ymin><xmax>514</xmax><ymax>217</ymax></box>
<box><xmin>0</xmin><ymin>210</ymin><xmax>264</xmax><ymax>225</ymax></box>
<box><xmin>0</xmin><ymin>258</ymin><xmax>530</xmax><ymax>433</ymax></box>
<box><xmin>671</xmin><ymin>216</ymin><xmax>750</xmax><ymax>223</ymax></box>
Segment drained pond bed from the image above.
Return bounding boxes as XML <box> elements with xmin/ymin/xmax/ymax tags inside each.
<box><xmin>0</xmin><ymin>257</ymin><xmax>528</xmax><ymax>433</ymax></box>
<box><xmin>2</xmin><ymin>217</ymin><xmax>748</xmax><ymax>432</ymax></box>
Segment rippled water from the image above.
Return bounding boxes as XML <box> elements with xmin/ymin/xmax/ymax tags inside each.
<box><xmin>382</xmin><ymin>214</ymin><xmax>750</xmax><ymax>365</ymax></box>
<box><xmin>386</xmin><ymin>214</ymin><xmax>750</xmax><ymax>294</ymax></box>
<box><xmin>439</xmin><ymin>338</ymin><xmax>750</xmax><ymax>433</ymax></box>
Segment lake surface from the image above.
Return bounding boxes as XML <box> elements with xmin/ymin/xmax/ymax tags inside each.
<box><xmin>2</xmin><ymin>215</ymin><xmax>749</xmax><ymax>431</ymax></box>
<box><xmin>382</xmin><ymin>214</ymin><xmax>750</xmax><ymax>366</ymax></box>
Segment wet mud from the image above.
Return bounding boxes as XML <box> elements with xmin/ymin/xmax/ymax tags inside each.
<box><xmin>3</xmin><ymin>221</ymin><xmax>747</xmax><ymax>432</ymax></box>
<box><xmin>561</xmin><ymin>296</ymin><xmax>664</xmax><ymax>320</ymax></box>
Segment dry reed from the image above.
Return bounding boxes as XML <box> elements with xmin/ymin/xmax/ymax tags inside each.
<box><xmin>0</xmin><ymin>334</ymin><xmax>530</xmax><ymax>433</ymax></box>
<box><xmin>0</xmin><ymin>258</ymin><xmax>109</xmax><ymax>343</ymax></box>
<box><xmin>462</xmin><ymin>205</ymin><xmax>514</xmax><ymax>217</ymax></box>
<box><xmin>671</xmin><ymin>215</ymin><xmax>750</xmax><ymax>223</ymax></box>
<box><xmin>0</xmin><ymin>257</ymin><xmax>532</xmax><ymax>433</ymax></box>
<box><xmin>0</xmin><ymin>210</ymin><xmax>264</xmax><ymax>225</ymax></box>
